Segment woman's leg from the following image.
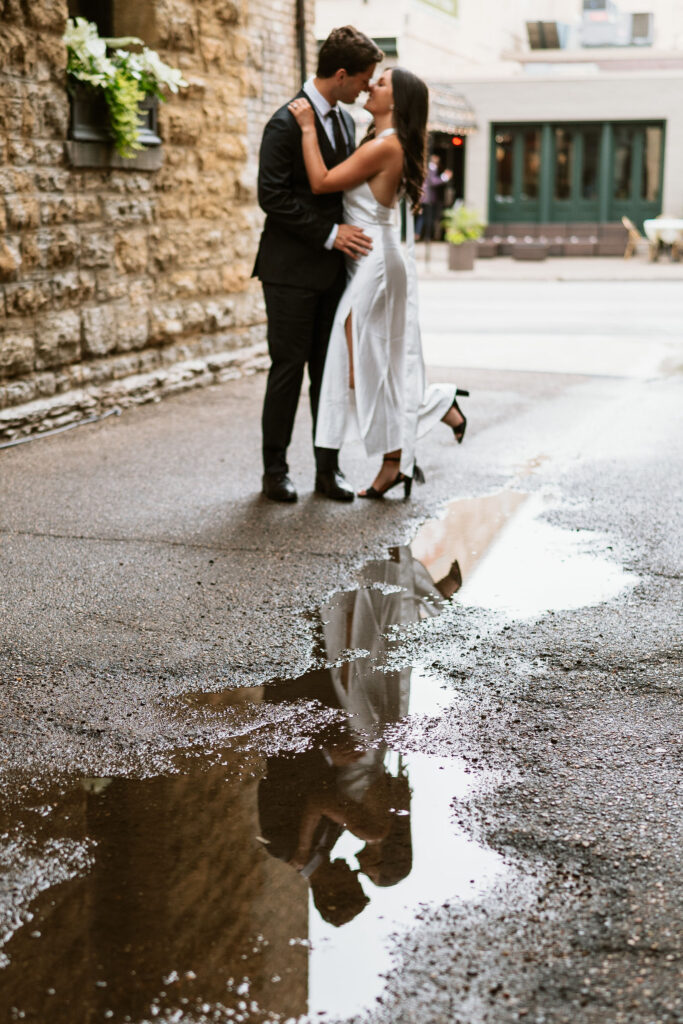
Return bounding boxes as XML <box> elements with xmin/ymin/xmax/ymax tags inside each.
<box><xmin>442</xmin><ymin>404</ymin><xmax>464</xmax><ymax>429</ymax></box>
<box><xmin>345</xmin><ymin>313</ymin><xmax>354</xmax><ymax>389</ymax></box>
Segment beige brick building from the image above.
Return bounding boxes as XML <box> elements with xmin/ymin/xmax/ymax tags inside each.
<box><xmin>0</xmin><ymin>0</ymin><xmax>316</xmax><ymax>441</ymax></box>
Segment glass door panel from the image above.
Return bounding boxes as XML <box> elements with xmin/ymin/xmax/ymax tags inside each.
<box><xmin>490</xmin><ymin>126</ymin><xmax>540</xmax><ymax>223</ymax></box>
<box><xmin>554</xmin><ymin>128</ymin><xmax>573</xmax><ymax>200</ymax></box>
<box><xmin>494</xmin><ymin>130</ymin><xmax>514</xmax><ymax>204</ymax></box>
<box><xmin>613</xmin><ymin>125</ymin><xmax>635</xmax><ymax>200</ymax></box>
<box><xmin>581</xmin><ymin>128</ymin><xmax>600</xmax><ymax>202</ymax></box>
<box><xmin>641</xmin><ymin>126</ymin><xmax>662</xmax><ymax>202</ymax></box>
<box><xmin>550</xmin><ymin>125</ymin><xmax>600</xmax><ymax>221</ymax></box>
<box><xmin>609</xmin><ymin>123</ymin><xmax>664</xmax><ymax>228</ymax></box>
<box><xmin>521</xmin><ymin>129</ymin><xmax>541</xmax><ymax>201</ymax></box>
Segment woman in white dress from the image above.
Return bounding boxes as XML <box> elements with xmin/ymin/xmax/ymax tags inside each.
<box><xmin>288</xmin><ymin>68</ymin><xmax>468</xmax><ymax>499</ymax></box>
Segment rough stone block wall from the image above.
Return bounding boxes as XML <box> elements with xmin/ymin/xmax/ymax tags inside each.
<box><xmin>0</xmin><ymin>764</ymin><xmax>309</xmax><ymax>1020</ymax></box>
<box><xmin>0</xmin><ymin>0</ymin><xmax>315</xmax><ymax>442</ymax></box>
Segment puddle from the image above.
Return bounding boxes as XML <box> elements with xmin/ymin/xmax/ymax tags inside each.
<box><xmin>0</xmin><ymin>491</ymin><xmax>636</xmax><ymax>1022</ymax></box>
<box><xmin>0</xmin><ymin>544</ymin><xmax>503</xmax><ymax>1024</ymax></box>
<box><xmin>307</xmin><ymin>751</ymin><xmax>501</xmax><ymax>1019</ymax></box>
<box><xmin>412</xmin><ymin>491</ymin><xmax>636</xmax><ymax>620</ymax></box>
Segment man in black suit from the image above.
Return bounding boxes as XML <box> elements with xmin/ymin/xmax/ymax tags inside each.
<box><xmin>254</xmin><ymin>27</ymin><xmax>383</xmax><ymax>503</ymax></box>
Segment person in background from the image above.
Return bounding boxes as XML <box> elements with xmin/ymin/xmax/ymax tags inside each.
<box><xmin>416</xmin><ymin>153</ymin><xmax>452</xmax><ymax>241</ymax></box>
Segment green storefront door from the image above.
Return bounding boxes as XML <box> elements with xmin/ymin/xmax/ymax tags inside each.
<box><xmin>490</xmin><ymin>121</ymin><xmax>664</xmax><ymax>229</ymax></box>
<box><xmin>490</xmin><ymin>126</ymin><xmax>541</xmax><ymax>223</ymax></box>
<box><xmin>608</xmin><ymin>123</ymin><xmax>665</xmax><ymax>227</ymax></box>
<box><xmin>550</xmin><ymin>124</ymin><xmax>601</xmax><ymax>221</ymax></box>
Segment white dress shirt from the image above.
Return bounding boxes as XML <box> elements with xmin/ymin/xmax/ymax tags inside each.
<box><xmin>303</xmin><ymin>78</ymin><xmax>350</xmax><ymax>250</ymax></box>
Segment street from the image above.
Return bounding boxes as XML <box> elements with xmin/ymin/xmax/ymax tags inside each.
<box><xmin>0</xmin><ymin>274</ymin><xmax>682</xmax><ymax>1024</ymax></box>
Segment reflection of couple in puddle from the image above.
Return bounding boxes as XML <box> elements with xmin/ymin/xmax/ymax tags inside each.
<box><xmin>258</xmin><ymin>545</ymin><xmax>462</xmax><ymax>926</ymax></box>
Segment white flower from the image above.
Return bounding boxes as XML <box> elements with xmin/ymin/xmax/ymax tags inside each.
<box><xmin>113</xmin><ymin>49</ymin><xmax>144</xmax><ymax>79</ymax></box>
<box><xmin>63</xmin><ymin>17</ymin><xmax>187</xmax><ymax>98</ymax></box>
<box><xmin>138</xmin><ymin>47</ymin><xmax>188</xmax><ymax>92</ymax></box>
<box><xmin>64</xmin><ymin>17</ymin><xmax>107</xmax><ymax>61</ymax></box>
<box><xmin>63</xmin><ymin>17</ymin><xmax>116</xmax><ymax>79</ymax></box>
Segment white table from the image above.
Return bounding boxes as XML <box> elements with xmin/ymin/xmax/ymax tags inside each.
<box><xmin>643</xmin><ymin>218</ymin><xmax>683</xmax><ymax>259</ymax></box>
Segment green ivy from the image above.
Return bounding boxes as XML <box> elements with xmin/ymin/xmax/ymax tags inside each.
<box><xmin>105</xmin><ymin>71</ymin><xmax>146</xmax><ymax>158</ymax></box>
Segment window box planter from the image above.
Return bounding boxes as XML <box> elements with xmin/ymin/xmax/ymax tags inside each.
<box><xmin>68</xmin><ymin>82</ymin><xmax>161</xmax><ymax>146</ymax></box>
<box><xmin>66</xmin><ymin>82</ymin><xmax>162</xmax><ymax>169</ymax></box>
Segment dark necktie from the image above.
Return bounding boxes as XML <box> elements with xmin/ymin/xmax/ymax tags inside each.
<box><xmin>327</xmin><ymin>108</ymin><xmax>348</xmax><ymax>157</ymax></box>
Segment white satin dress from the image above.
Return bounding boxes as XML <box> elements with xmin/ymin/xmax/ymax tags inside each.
<box><xmin>314</xmin><ymin>130</ymin><xmax>454</xmax><ymax>477</ymax></box>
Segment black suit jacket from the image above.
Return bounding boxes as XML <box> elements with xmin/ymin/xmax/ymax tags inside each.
<box><xmin>253</xmin><ymin>90</ymin><xmax>356</xmax><ymax>291</ymax></box>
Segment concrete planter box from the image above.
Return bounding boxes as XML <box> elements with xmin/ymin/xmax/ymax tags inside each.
<box><xmin>448</xmin><ymin>240</ymin><xmax>477</xmax><ymax>271</ymax></box>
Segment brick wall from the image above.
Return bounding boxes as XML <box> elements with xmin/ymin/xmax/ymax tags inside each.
<box><xmin>0</xmin><ymin>0</ymin><xmax>316</xmax><ymax>442</ymax></box>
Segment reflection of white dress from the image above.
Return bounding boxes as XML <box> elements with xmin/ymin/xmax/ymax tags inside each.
<box><xmin>315</xmin><ymin>133</ymin><xmax>454</xmax><ymax>476</ymax></box>
<box><xmin>322</xmin><ymin>547</ymin><xmax>443</xmax><ymax>801</ymax></box>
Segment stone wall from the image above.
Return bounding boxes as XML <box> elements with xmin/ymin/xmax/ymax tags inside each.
<box><xmin>0</xmin><ymin>761</ymin><xmax>309</xmax><ymax>1020</ymax></box>
<box><xmin>0</xmin><ymin>0</ymin><xmax>316</xmax><ymax>442</ymax></box>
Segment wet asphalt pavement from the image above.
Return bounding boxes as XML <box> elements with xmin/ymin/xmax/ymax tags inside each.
<box><xmin>0</xmin><ymin>278</ymin><xmax>682</xmax><ymax>1023</ymax></box>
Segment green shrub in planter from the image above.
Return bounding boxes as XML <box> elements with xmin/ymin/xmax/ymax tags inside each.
<box><xmin>442</xmin><ymin>205</ymin><xmax>486</xmax><ymax>271</ymax></box>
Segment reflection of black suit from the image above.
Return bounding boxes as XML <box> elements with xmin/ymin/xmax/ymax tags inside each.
<box><xmin>253</xmin><ymin>90</ymin><xmax>356</xmax><ymax>475</ymax></box>
<box><xmin>257</xmin><ymin>668</ymin><xmax>345</xmax><ymax>867</ymax></box>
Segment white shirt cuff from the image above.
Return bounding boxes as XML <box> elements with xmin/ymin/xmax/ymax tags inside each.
<box><xmin>324</xmin><ymin>224</ymin><xmax>339</xmax><ymax>250</ymax></box>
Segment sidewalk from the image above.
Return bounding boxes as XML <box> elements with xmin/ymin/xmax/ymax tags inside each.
<box><xmin>416</xmin><ymin>242</ymin><xmax>683</xmax><ymax>281</ymax></box>
<box><xmin>1</xmin><ymin>301</ymin><xmax>681</xmax><ymax>1024</ymax></box>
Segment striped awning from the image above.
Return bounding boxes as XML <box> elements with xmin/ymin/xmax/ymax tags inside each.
<box><xmin>427</xmin><ymin>82</ymin><xmax>478</xmax><ymax>135</ymax></box>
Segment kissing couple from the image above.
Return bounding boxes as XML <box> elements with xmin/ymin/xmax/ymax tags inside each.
<box><xmin>254</xmin><ymin>26</ymin><xmax>469</xmax><ymax>504</ymax></box>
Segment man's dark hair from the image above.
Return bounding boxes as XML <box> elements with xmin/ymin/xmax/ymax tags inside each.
<box><xmin>317</xmin><ymin>26</ymin><xmax>384</xmax><ymax>78</ymax></box>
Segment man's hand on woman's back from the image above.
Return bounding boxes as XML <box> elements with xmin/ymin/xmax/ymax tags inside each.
<box><xmin>334</xmin><ymin>224</ymin><xmax>373</xmax><ymax>259</ymax></box>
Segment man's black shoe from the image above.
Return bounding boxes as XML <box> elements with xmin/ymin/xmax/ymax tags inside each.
<box><xmin>315</xmin><ymin>469</ymin><xmax>354</xmax><ymax>502</ymax></box>
<box><xmin>262</xmin><ymin>472</ymin><xmax>297</xmax><ymax>503</ymax></box>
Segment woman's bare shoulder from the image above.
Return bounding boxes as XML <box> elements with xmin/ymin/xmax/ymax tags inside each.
<box><xmin>367</xmin><ymin>134</ymin><xmax>403</xmax><ymax>163</ymax></box>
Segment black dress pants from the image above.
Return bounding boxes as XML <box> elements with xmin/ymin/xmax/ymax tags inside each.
<box><xmin>261</xmin><ymin>268</ymin><xmax>346</xmax><ymax>476</ymax></box>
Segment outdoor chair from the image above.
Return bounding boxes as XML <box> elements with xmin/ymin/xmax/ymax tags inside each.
<box><xmin>622</xmin><ymin>216</ymin><xmax>655</xmax><ymax>260</ymax></box>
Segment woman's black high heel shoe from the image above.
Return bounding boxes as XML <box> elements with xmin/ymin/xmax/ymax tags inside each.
<box><xmin>450</xmin><ymin>388</ymin><xmax>469</xmax><ymax>444</ymax></box>
<box><xmin>359</xmin><ymin>456</ymin><xmax>425</xmax><ymax>500</ymax></box>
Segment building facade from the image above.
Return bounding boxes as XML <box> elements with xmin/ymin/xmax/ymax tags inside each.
<box><xmin>0</xmin><ymin>0</ymin><xmax>316</xmax><ymax>441</ymax></box>
<box><xmin>317</xmin><ymin>0</ymin><xmax>683</xmax><ymax>230</ymax></box>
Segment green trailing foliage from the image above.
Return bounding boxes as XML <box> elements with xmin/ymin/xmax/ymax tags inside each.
<box><xmin>105</xmin><ymin>71</ymin><xmax>146</xmax><ymax>158</ymax></box>
<box><xmin>442</xmin><ymin>204</ymin><xmax>486</xmax><ymax>245</ymax></box>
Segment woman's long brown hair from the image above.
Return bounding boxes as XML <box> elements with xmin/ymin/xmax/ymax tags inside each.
<box><xmin>361</xmin><ymin>67</ymin><xmax>429</xmax><ymax>213</ymax></box>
